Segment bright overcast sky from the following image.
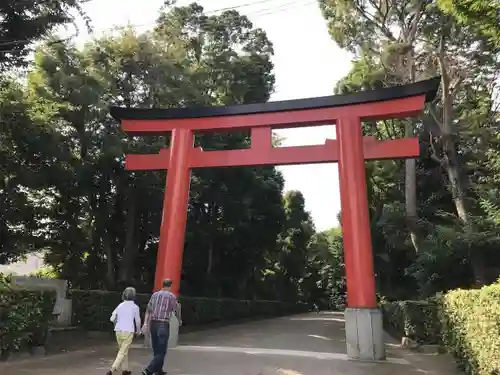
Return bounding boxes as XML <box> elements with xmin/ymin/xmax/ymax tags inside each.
<box><xmin>71</xmin><ymin>0</ymin><xmax>353</xmax><ymax>231</ymax></box>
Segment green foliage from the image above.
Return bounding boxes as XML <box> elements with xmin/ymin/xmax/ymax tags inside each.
<box><xmin>382</xmin><ymin>300</ymin><xmax>441</xmax><ymax>344</ymax></box>
<box><xmin>264</xmin><ymin>191</ymin><xmax>316</xmax><ymax>301</ymax></box>
<box><xmin>0</xmin><ymin>78</ymin><xmax>65</xmax><ymax>264</ymax></box>
<box><xmin>30</xmin><ymin>266</ymin><xmax>58</xmax><ymax>279</ymax></box>
<box><xmin>437</xmin><ymin>0</ymin><xmax>500</xmax><ymax>48</ymax></box>
<box><xmin>3</xmin><ymin>0</ymin><xmax>498</xmax><ymax>315</ymax></box>
<box><xmin>0</xmin><ymin>274</ymin><xmax>56</xmax><ymax>357</ymax></box>
<box><xmin>305</xmin><ymin>227</ymin><xmax>346</xmax><ymax>310</ymax></box>
<box><xmin>0</xmin><ymin>0</ymin><xmax>88</xmax><ymax>68</ymax></box>
<box><xmin>0</xmin><ymin>1</ymin><xmax>333</xmax><ymax>307</ymax></box>
<box><xmin>438</xmin><ymin>283</ymin><xmax>500</xmax><ymax>375</ymax></box>
<box><xmin>479</xmin><ymin>134</ymin><xmax>500</xmax><ymax>226</ymax></box>
<box><xmin>70</xmin><ymin>289</ymin><xmax>307</xmax><ymax>332</ymax></box>
<box><xmin>320</xmin><ymin>0</ymin><xmax>500</xmax><ymax>295</ymax></box>
<box><xmin>0</xmin><ymin>2</ymin><xmax>299</xmax><ymax>300</ymax></box>
<box><xmin>383</xmin><ymin>282</ymin><xmax>500</xmax><ymax>375</ymax></box>
<box><xmin>405</xmin><ymin>226</ymin><xmax>475</xmax><ymax>297</ymax></box>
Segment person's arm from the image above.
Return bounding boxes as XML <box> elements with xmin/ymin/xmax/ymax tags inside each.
<box><xmin>134</xmin><ymin>305</ymin><xmax>141</xmax><ymax>335</ymax></box>
<box><xmin>142</xmin><ymin>294</ymin><xmax>154</xmax><ymax>333</ymax></box>
<box><xmin>110</xmin><ymin>306</ymin><xmax>118</xmax><ymax>324</ymax></box>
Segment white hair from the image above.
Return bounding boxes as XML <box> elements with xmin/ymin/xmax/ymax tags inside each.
<box><xmin>122</xmin><ymin>287</ymin><xmax>136</xmax><ymax>301</ymax></box>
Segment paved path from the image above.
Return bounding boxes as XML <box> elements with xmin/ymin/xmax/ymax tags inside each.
<box><xmin>1</xmin><ymin>312</ymin><xmax>462</xmax><ymax>375</ymax></box>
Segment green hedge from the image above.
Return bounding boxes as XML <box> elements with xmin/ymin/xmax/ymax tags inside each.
<box><xmin>439</xmin><ymin>284</ymin><xmax>500</xmax><ymax>375</ymax></box>
<box><xmin>382</xmin><ymin>300</ymin><xmax>441</xmax><ymax>344</ymax></box>
<box><xmin>0</xmin><ymin>277</ymin><xmax>56</xmax><ymax>357</ymax></box>
<box><xmin>383</xmin><ymin>283</ymin><xmax>500</xmax><ymax>375</ymax></box>
<box><xmin>70</xmin><ymin>289</ymin><xmax>307</xmax><ymax>332</ymax></box>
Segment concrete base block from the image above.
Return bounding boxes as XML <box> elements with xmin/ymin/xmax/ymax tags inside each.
<box><xmin>30</xmin><ymin>346</ymin><xmax>46</xmax><ymax>357</ymax></box>
<box><xmin>144</xmin><ymin>331</ymin><xmax>151</xmax><ymax>349</ymax></box>
<box><xmin>344</xmin><ymin>307</ymin><xmax>385</xmax><ymax>361</ymax></box>
<box><xmin>143</xmin><ymin>316</ymin><xmax>180</xmax><ymax>349</ymax></box>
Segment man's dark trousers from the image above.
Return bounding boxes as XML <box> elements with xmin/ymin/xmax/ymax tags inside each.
<box><xmin>146</xmin><ymin>320</ymin><xmax>170</xmax><ymax>374</ymax></box>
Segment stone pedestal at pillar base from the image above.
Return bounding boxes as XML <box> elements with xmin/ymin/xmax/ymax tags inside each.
<box><xmin>168</xmin><ymin>315</ymin><xmax>179</xmax><ymax>348</ymax></box>
<box><xmin>344</xmin><ymin>307</ymin><xmax>385</xmax><ymax>361</ymax></box>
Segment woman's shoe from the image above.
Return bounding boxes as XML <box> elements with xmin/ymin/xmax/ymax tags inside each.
<box><xmin>122</xmin><ymin>371</ymin><xmax>132</xmax><ymax>375</ymax></box>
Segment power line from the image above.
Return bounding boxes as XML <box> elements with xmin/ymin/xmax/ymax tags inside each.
<box><xmin>245</xmin><ymin>0</ymin><xmax>315</xmax><ymax>18</ymax></box>
<box><xmin>203</xmin><ymin>0</ymin><xmax>289</xmax><ymax>14</ymax></box>
<box><xmin>90</xmin><ymin>0</ymin><xmax>314</xmax><ymax>33</ymax></box>
<box><xmin>80</xmin><ymin>0</ymin><xmax>295</xmax><ymax>15</ymax></box>
<box><xmin>0</xmin><ymin>0</ymin><xmax>315</xmax><ymax>52</ymax></box>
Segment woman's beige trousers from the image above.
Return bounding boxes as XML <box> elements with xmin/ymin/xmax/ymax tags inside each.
<box><xmin>111</xmin><ymin>331</ymin><xmax>134</xmax><ymax>371</ymax></box>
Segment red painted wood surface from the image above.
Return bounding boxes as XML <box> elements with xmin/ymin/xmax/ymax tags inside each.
<box><xmin>125</xmin><ymin>137</ymin><xmax>419</xmax><ymax>171</ymax></box>
<box><xmin>121</xmin><ymin>96</ymin><xmax>425</xmax><ymax>134</ymax></box>
<box><xmin>153</xmin><ymin>128</ymin><xmax>193</xmax><ymax>294</ymax></box>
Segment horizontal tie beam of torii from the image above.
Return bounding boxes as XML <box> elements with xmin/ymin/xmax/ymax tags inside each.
<box><xmin>123</xmin><ymin>132</ymin><xmax>419</xmax><ymax>171</ymax></box>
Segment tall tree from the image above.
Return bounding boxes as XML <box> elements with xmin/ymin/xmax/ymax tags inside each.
<box><xmin>22</xmin><ymin>3</ymin><xmax>294</xmax><ymax>298</ymax></box>
<box><xmin>0</xmin><ymin>78</ymin><xmax>68</xmax><ymax>264</ymax></box>
<box><xmin>0</xmin><ymin>0</ymin><xmax>88</xmax><ymax>264</ymax></box>
<box><xmin>306</xmin><ymin>227</ymin><xmax>346</xmax><ymax>309</ymax></box>
<box><xmin>0</xmin><ymin>0</ymin><xmax>88</xmax><ymax>68</ymax></box>
<box><xmin>266</xmin><ymin>191</ymin><xmax>315</xmax><ymax>301</ymax></box>
<box><xmin>319</xmin><ymin>0</ymin><xmax>500</xmax><ymax>284</ymax></box>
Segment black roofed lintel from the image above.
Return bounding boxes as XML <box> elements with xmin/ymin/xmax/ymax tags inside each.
<box><xmin>109</xmin><ymin>76</ymin><xmax>440</xmax><ymax>121</ymax></box>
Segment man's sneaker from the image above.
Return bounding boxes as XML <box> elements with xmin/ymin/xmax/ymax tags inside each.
<box><xmin>122</xmin><ymin>371</ymin><xmax>132</xmax><ymax>375</ymax></box>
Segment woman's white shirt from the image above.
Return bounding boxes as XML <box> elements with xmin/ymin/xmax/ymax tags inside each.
<box><xmin>110</xmin><ymin>301</ymin><xmax>141</xmax><ymax>333</ymax></box>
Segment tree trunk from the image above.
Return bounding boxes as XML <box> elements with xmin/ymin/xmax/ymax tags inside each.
<box><xmin>405</xmin><ymin>157</ymin><xmax>421</xmax><ymax>252</ymax></box>
<box><xmin>103</xmin><ymin>230</ymin><xmax>115</xmax><ymax>289</ymax></box>
<box><xmin>98</xmin><ymin>173</ymin><xmax>115</xmax><ymax>289</ymax></box>
<box><xmin>400</xmin><ymin>5</ymin><xmax>424</xmax><ymax>253</ymax></box>
<box><xmin>119</xmin><ymin>187</ymin><xmax>138</xmax><ymax>284</ymax></box>
<box><xmin>438</xmin><ymin>36</ymin><xmax>471</xmax><ymax>226</ymax></box>
<box><xmin>437</xmin><ymin>36</ymin><xmax>486</xmax><ymax>284</ymax></box>
<box><xmin>206</xmin><ymin>241</ymin><xmax>213</xmax><ymax>276</ymax></box>
<box><xmin>443</xmin><ymin>135</ymin><xmax>470</xmax><ymax>224</ymax></box>
<box><xmin>89</xmin><ymin>200</ymin><xmax>102</xmax><ymax>274</ymax></box>
<box><xmin>404</xmin><ymin>47</ymin><xmax>421</xmax><ymax>253</ymax></box>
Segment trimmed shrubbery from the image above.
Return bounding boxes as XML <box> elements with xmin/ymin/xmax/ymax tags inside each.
<box><xmin>70</xmin><ymin>289</ymin><xmax>307</xmax><ymax>332</ymax></box>
<box><xmin>439</xmin><ymin>284</ymin><xmax>500</xmax><ymax>375</ymax></box>
<box><xmin>0</xmin><ymin>275</ymin><xmax>56</xmax><ymax>358</ymax></box>
<box><xmin>383</xmin><ymin>281</ymin><xmax>500</xmax><ymax>375</ymax></box>
<box><xmin>382</xmin><ymin>299</ymin><xmax>441</xmax><ymax>344</ymax></box>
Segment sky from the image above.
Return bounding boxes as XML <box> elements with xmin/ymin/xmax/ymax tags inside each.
<box><xmin>72</xmin><ymin>0</ymin><xmax>353</xmax><ymax>231</ymax></box>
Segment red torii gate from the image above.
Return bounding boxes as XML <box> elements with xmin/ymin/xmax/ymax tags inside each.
<box><xmin>110</xmin><ymin>77</ymin><xmax>439</xmax><ymax>361</ymax></box>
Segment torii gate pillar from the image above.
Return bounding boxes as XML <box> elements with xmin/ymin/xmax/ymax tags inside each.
<box><xmin>154</xmin><ymin>128</ymin><xmax>193</xmax><ymax>291</ymax></box>
<box><xmin>110</xmin><ymin>77</ymin><xmax>440</xmax><ymax>362</ymax></box>
<box><xmin>337</xmin><ymin>116</ymin><xmax>383</xmax><ymax>360</ymax></box>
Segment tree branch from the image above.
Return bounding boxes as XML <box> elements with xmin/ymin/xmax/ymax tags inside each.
<box><xmin>406</xmin><ymin>1</ymin><xmax>425</xmax><ymax>44</ymax></box>
<box><xmin>429</xmin><ymin>133</ymin><xmax>444</xmax><ymax>164</ymax></box>
<box><xmin>429</xmin><ymin>105</ymin><xmax>443</xmax><ymax>128</ymax></box>
<box><xmin>354</xmin><ymin>0</ymin><xmax>396</xmax><ymax>41</ymax></box>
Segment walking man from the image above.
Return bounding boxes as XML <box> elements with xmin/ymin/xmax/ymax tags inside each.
<box><xmin>141</xmin><ymin>279</ymin><xmax>181</xmax><ymax>375</ymax></box>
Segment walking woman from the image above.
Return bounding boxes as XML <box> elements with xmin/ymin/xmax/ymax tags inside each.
<box><xmin>107</xmin><ymin>287</ymin><xmax>141</xmax><ymax>375</ymax></box>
